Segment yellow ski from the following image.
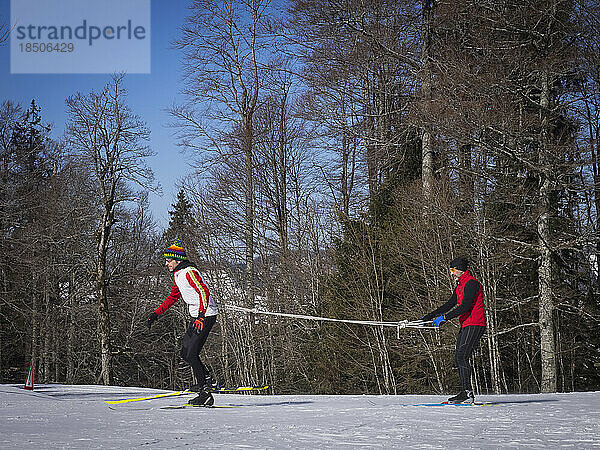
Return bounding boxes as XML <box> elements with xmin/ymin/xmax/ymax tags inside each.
<box><xmin>105</xmin><ymin>390</ymin><xmax>192</xmax><ymax>405</ymax></box>
<box><xmin>105</xmin><ymin>385</ymin><xmax>268</xmax><ymax>405</ymax></box>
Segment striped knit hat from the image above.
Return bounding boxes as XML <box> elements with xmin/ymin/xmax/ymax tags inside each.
<box><xmin>164</xmin><ymin>238</ymin><xmax>188</xmax><ymax>260</ymax></box>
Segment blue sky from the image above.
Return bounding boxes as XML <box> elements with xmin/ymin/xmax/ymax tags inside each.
<box><xmin>0</xmin><ymin>0</ymin><xmax>193</xmax><ymax>228</ymax></box>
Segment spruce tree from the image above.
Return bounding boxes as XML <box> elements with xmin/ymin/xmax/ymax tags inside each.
<box><xmin>164</xmin><ymin>189</ymin><xmax>198</xmax><ymax>261</ymax></box>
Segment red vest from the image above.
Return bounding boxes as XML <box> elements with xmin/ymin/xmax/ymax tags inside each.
<box><xmin>456</xmin><ymin>270</ymin><xmax>486</xmax><ymax>327</ymax></box>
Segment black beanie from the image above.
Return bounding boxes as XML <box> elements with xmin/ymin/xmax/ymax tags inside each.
<box><xmin>449</xmin><ymin>257</ymin><xmax>468</xmax><ymax>271</ymax></box>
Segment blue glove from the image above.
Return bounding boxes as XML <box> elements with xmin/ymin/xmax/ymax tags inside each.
<box><xmin>432</xmin><ymin>315</ymin><xmax>446</xmax><ymax>328</ymax></box>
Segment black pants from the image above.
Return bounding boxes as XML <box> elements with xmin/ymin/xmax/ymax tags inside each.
<box><xmin>180</xmin><ymin>315</ymin><xmax>216</xmax><ymax>383</ymax></box>
<box><xmin>455</xmin><ymin>325</ymin><xmax>485</xmax><ymax>391</ymax></box>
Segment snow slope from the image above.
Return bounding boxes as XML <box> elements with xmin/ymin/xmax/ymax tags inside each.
<box><xmin>1</xmin><ymin>384</ymin><xmax>599</xmax><ymax>448</ymax></box>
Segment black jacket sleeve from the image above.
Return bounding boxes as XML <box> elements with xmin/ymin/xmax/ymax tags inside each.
<box><xmin>444</xmin><ymin>279</ymin><xmax>479</xmax><ymax>320</ymax></box>
<box><xmin>422</xmin><ymin>291</ymin><xmax>457</xmax><ymax>321</ymax></box>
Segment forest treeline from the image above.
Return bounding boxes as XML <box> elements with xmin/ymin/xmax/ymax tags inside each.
<box><xmin>1</xmin><ymin>0</ymin><xmax>599</xmax><ymax>395</ymax></box>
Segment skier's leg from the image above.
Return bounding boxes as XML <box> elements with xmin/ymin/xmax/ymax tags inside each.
<box><xmin>454</xmin><ymin>328</ymin><xmax>464</xmax><ymax>386</ymax></box>
<box><xmin>454</xmin><ymin>325</ymin><xmax>485</xmax><ymax>391</ymax></box>
<box><xmin>181</xmin><ymin>316</ymin><xmax>216</xmax><ymax>385</ymax></box>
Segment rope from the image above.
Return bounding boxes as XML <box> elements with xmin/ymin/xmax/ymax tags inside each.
<box><xmin>220</xmin><ymin>304</ymin><xmax>437</xmax><ymax>339</ymax></box>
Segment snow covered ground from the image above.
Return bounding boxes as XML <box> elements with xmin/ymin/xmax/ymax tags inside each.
<box><xmin>1</xmin><ymin>384</ymin><xmax>599</xmax><ymax>449</ymax></box>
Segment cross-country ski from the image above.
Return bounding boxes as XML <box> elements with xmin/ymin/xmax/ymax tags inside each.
<box><xmin>104</xmin><ymin>385</ymin><xmax>269</xmax><ymax>405</ymax></box>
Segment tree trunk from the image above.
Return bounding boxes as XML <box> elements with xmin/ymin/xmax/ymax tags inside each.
<box><xmin>96</xmin><ymin>210</ymin><xmax>113</xmax><ymax>385</ymax></box>
<box><xmin>243</xmin><ymin>113</ymin><xmax>255</xmax><ymax>308</ymax></box>
<box><xmin>43</xmin><ymin>290</ymin><xmax>50</xmax><ymax>382</ymax></box>
<box><xmin>341</xmin><ymin>128</ymin><xmax>351</xmax><ymax>219</ymax></box>
<box><xmin>538</xmin><ymin>73</ymin><xmax>557</xmax><ymax>393</ymax></box>
<box><xmin>277</xmin><ymin>92</ymin><xmax>289</xmax><ymax>260</ymax></box>
<box><xmin>31</xmin><ymin>279</ymin><xmax>39</xmax><ymax>384</ymax></box>
<box><xmin>421</xmin><ymin>0</ymin><xmax>435</xmax><ymax>198</ymax></box>
<box><xmin>484</xmin><ymin>273</ymin><xmax>503</xmax><ymax>394</ymax></box>
<box><xmin>242</xmin><ymin>109</ymin><xmax>259</xmax><ymax>386</ymax></box>
<box><xmin>458</xmin><ymin>143</ymin><xmax>475</xmax><ymax>219</ymax></box>
<box><xmin>66</xmin><ymin>269</ymin><xmax>75</xmax><ymax>383</ymax></box>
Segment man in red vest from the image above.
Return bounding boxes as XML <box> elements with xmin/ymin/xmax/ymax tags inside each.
<box><xmin>422</xmin><ymin>257</ymin><xmax>486</xmax><ymax>404</ymax></box>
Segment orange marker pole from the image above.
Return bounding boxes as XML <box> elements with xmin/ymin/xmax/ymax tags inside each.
<box><xmin>24</xmin><ymin>359</ymin><xmax>34</xmax><ymax>390</ymax></box>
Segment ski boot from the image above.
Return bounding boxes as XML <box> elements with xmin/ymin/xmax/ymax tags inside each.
<box><xmin>446</xmin><ymin>390</ymin><xmax>475</xmax><ymax>404</ymax></box>
<box><xmin>188</xmin><ymin>391</ymin><xmax>215</xmax><ymax>407</ymax></box>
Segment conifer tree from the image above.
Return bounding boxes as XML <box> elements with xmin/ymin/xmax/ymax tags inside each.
<box><xmin>164</xmin><ymin>189</ymin><xmax>199</xmax><ymax>262</ymax></box>
<box><xmin>165</xmin><ymin>190</ymin><xmax>194</xmax><ymax>240</ymax></box>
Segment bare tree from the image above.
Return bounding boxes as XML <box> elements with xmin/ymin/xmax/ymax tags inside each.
<box><xmin>173</xmin><ymin>0</ymin><xmax>276</xmax><ymax>308</ymax></box>
<box><xmin>65</xmin><ymin>74</ymin><xmax>156</xmax><ymax>385</ymax></box>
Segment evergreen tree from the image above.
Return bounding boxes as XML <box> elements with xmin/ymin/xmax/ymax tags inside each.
<box><xmin>164</xmin><ymin>189</ymin><xmax>198</xmax><ymax>261</ymax></box>
<box><xmin>165</xmin><ymin>189</ymin><xmax>195</xmax><ymax>240</ymax></box>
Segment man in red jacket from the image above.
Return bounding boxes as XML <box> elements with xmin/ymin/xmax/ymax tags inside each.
<box><xmin>146</xmin><ymin>238</ymin><xmax>219</xmax><ymax>406</ymax></box>
<box><xmin>422</xmin><ymin>257</ymin><xmax>486</xmax><ymax>404</ymax></box>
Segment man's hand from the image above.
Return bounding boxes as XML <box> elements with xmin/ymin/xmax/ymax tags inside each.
<box><xmin>193</xmin><ymin>316</ymin><xmax>205</xmax><ymax>334</ymax></box>
<box><xmin>432</xmin><ymin>315</ymin><xmax>446</xmax><ymax>328</ymax></box>
<box><xmin>147</xmin><ymin>312</ymin><xmax>158</xmax><ymax>329</ymax></box>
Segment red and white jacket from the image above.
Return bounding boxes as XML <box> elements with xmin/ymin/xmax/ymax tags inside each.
<box><xmin>154</xmin><ymin>261</ymin><xmax>218</xmax><ymax>318</ymax></box>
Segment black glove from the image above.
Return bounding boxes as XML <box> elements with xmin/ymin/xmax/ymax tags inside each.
<box><xmin>147</xmin><ymin>312</ymin><xmax>158</xmax><ymax>329</ymax></box>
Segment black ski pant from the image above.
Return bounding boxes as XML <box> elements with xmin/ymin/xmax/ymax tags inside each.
<box><xmin>455</xmin><ymin>325</ymin><xmax>485</xmax><ymax>392</ymax></box>
<box><xmin>180</xmin><ymin>315</ymin><xmax>216</xmax><ymax>383</ymax></box>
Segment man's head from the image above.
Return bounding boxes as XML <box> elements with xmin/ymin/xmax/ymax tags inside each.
<box><xmin>449</xmin><ymin>257</ymin><xmax>468</xmax><ymax>280</ymax></box>
<box><xmin>164</xmin><ymin>238</ymin><xmax>187</xmax><ymax>272</ymax></box>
